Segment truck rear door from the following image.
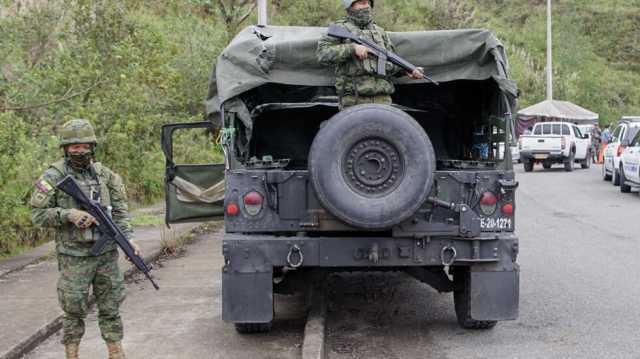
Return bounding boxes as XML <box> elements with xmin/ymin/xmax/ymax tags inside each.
<box><xmin>161</xmin><ymin>122</ymin><xmax>225</xmax><ymax>224</ymax></box>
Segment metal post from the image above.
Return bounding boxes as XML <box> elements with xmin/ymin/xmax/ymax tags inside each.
<box><xmin>546</xmin><ymin>0</ymin><xmax>553</xmax><ymax>100</ymax></box>
<box><xmin>257</xmin><ymin>0</ymin><xmax>268</xmax><ymax>27</ymax></box>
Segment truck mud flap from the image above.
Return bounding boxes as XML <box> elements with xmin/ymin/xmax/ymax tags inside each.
<box><xmin>470</xmin><ymin>267</ymin><xmax>519</xmax><ymax>321</ymax></box>
<box><xmin>222</xmin><ymin>270</ymin><xmax>273</xmax><ymax>323</ymax></box>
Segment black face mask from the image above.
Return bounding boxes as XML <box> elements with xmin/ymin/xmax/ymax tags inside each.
<box><xmin>348</xmin><ymin>7</ymin><xmax>373</xmax><ymax>28</ymax></box>
<box><xmin>66</xmin><ymin>148</ymin><xmax>93</xmax><ymax>169</ymax></box>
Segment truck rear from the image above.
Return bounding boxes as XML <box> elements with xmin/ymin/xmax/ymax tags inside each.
<box><xmin>161</xmin><ymin>26</ymin><xmax>520</xmax><ymax>333</ymax></box>
<box><xmin>519</xmin><ymin>122</ymin><xmax>592</xmax><ymax>171</ymax></box>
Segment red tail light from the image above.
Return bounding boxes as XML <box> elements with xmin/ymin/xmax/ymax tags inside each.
<box><xmin>243</xmin><ymin>191</ymin><xmax>263</xmax><ymax>216</ymax></box>
<box><xmin>617</xmin><ymin>145</ymin><xmax>626</xmax><ymax>157</ymax></box>
<box><xmin>561</xmin><ymin>137</ymin><xmax>566</xmax><ymax>150</ymax></box>
<box><xmin>501</xmin><ymin>203</ymin><xmax>514</xmax><ymax>216</ymax></box>
<box><xmin>479</xmin><ymin>192</ymin><xmax>497</xmax><ymax>216</ymax></box>
<box><xmin>226</xmin><ymin>203</ymin><xmax>239</xmax><ymax>216</ymax></box>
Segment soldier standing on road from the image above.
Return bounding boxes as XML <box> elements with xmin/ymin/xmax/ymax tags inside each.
<box><xmin>317</xmin><ymin>0</ymin><xmax>426</xmax><ymax>109</ymax></box>
<box><xmin>29</xmin><ymin>119</ymin><xmax>140</xmax><ymax>359</ymax></box>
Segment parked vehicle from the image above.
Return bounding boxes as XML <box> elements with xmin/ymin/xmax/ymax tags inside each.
<box><xmin>619</xmin><ymin>129</ymin><xmax>640</xmax><ymax>193</ymax></box>
<box><xmin>161</xmin><ymin>26</ymin><xmax>520</xmax><ymax>332</ymax></box>
<box><xmin>602</xmin><ymin>117</ymin><xmax>640</xmax><ymax>185</ymax></box>
<box><xmin>518</xmin><ymin>122</ymin><xmax>592</xmax><ymax>172</ymax></box>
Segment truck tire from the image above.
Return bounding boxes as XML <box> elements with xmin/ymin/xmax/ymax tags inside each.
<box><xmin>581</xmin><ymin>152</ymin><xmax>592</xmax><ymax>169</ymax></box>
<box><xmin>564</xmin><ymin>152</ymin><xmax>575</xmax><ymax>172</ymax></box>
<box><xmin>620</xmin><ymin>166</ymin><xmax>632</xmax><ymax>193</ymax></box>
<box><xmin>235</xmin><ymin>322</ymin><xmax>272</xmax><ymax>334</ymax></box>
<box><xmin>453</xmin><ymin>268</ymin><xmax>498</xmax><ymax>330</ymax></box>
<box><xmin>523</xmin><ymin>160</ymin><xmax>534</xmax><ymax>172</ymax></box>
<box><xmin>309</xmin><ymin>104</ymin><xmax>435</xmax><ymax>229</ymax></box>
<box><xmin>612</xmin><ymin>168</ymin><xmax>621</xmax><ymax>186</ymax></box>
<box><xmin>542</xmin><ymin>162</ymin><xmax>552</xmax><ymax>170</ymax></box>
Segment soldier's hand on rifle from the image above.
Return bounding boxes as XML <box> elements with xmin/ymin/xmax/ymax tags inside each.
<box><xmin>354</xmin><ymin>44</ymin><xmax>371</xmax><ymax>60</ymax></box>
<box><xmin>68</xmin><ymin>209</ymin><xmax>98</xmax><ymax>229</ymax></box>
<box><xmin>126</xmin><ymin>240</ymin><xmax>142</xmax><ymax>262</ymax></box>
<box><xmin>408</xmin><ymin>67</ymin><xmax>425</xmax><ymax>80</ymax></box>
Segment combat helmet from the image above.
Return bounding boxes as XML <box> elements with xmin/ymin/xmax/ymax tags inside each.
<box><xmin>342</xmin><ymin>0</ymin><xmax>374</xmax><ymax>9</ymax></box>
<box><xmin>59</xmin><ymin>119</ymin><xmax>98</xmax><ymax>147</ymax></box>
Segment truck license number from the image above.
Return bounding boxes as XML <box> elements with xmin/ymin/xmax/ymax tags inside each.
<box><xmin>480</xmin><ymin>217</ymin><xmax>512</xmax><ymax>230</ymax></box>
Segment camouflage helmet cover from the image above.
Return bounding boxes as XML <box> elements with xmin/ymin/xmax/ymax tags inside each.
<box><xmin>59</xmin><ymin>119</ymin><xmax>98</xmax><ymax>147</ymax></box>
<box><xmin>342</xmin><ymin>0</ymin><xmax>374</xmax><ymax>9</ymax></box>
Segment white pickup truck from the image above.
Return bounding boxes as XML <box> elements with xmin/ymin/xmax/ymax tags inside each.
<box><xmin>518</xmin><ymin>122</ymin><xmax>592</xmax><ymax>172</ymax></box>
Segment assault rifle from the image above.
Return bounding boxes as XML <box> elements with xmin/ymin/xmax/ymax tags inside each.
<box><xmin>56</xmin><ymin>175</ymin><xmax>160</xmax><ymax>290</ymax></box>
<box><xmin>327</xmin><ymin>23</ymin><xmax>439</xmax><ymax>85</ymax></box>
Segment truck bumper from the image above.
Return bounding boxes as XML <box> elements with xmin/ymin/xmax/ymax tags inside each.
<box><xmin>222</xmin><ymin>233</ymin><xmax>519</xmax><ymax>323</ymax></box>
<box><xmin>520</xmin><ymin>150</ymin><xmax>566</xmax><ymax>163</ymax></box>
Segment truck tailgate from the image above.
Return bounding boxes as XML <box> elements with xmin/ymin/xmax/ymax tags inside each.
<box><xmin>520</xmin><ymin>135</ymin><xmax>563</xmax><ymax>152</ymax></box>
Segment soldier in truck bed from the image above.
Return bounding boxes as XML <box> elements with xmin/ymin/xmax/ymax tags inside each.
<box><xmin>317</xmin><ymin>0</ymin><xmax>426</xmax><ymax>109</ymax></box>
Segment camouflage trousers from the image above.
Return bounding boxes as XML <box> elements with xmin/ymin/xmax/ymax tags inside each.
<box><xmin>340</xmin><ymin>94</ymin><xmax>393</xmax><ymax>110</ymax></box>
<box><xmin>57</xmin><ymin>250</ymin><xmax>124</xmax><ymax>345</ymax></box>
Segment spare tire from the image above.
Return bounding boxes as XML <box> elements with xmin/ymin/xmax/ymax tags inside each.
<box><xmin>309</xmin><ymin>104</ymin><xmax>436</xmax><ymax>229</ymax></box>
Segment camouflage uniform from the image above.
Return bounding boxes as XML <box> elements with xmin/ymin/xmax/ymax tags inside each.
<box><xmin>317</xmin><ymin>13</ymin><xmax>401</xmax><ymax>109</ymax></box>
<box><xmin>30</xmin><ymin>120</ymin><xmax>132</xmax><ymax>347</ymax></box>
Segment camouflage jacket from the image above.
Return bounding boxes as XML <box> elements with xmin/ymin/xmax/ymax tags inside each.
<box><xmin>30</xmin><ymin>159</ymin><xmax>133</xmax><ymax>256</ymax></box>
<box><xmin>317</xmin><ymin>17</ymin><xmax>401</xmax><ymax>98</ymax></box>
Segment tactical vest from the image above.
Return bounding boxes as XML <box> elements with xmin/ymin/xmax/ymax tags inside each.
<box><xmin>334</xmin><ymin>19</ymin><xmax>396</xmax><ymax>98</ymax></box>
<box><xmin>48</xmin><ymin>160</ymin><xmax>117</xmax><ymax>256</ymax></box>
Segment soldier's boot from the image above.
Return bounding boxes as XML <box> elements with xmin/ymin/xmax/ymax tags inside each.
<box><xmin>106</xmin><ymin>341</ymin><xmax>126</xmax><ymax>359</ymax></box>
<box><xmin>64</xmin><ymin>344</ymin><xmax>79</xmax><ymax>359</ymax></box>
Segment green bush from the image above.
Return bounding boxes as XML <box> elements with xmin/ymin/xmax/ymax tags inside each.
<box><xmin>1</xmin><ymin>0</ymin><xmax>638</xmax><ymax>255</ymax></box>
<box><xmin>0</xmin><ymin>0</ymin><xmax>226</xmax><ymax>254</ymax></box>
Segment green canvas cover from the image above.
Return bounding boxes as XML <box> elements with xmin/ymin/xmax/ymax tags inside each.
<box><xmin>206</xmin><ymin>25</ymin><xmax>517</xmax><ymax>118</ymax></box>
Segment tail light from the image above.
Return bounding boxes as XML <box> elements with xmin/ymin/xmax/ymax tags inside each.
<box><xmin>561</xmin><ymin>137</ymin><xmax>566</xmax><ymax>150</ymax></box>
<box><xmin>501</xmin><ymin>203</ymin><xmax>514</xmax><ymax>216</ymax></box>
<box><xmin>617</xmin><ymin>144</ymin><xmax>626</xmax><ymax>157</ymax></box>
<box><xmin>243</xmin><ymin>191</ymin><xmax>263</xmax><ymax>216</ymax></box>
<box><xmin>479</xmin><ymin>192</ymin><xmax>497</xmax><ymax>216</ymax></box>
<box><xmin>226</xmin><ymin>203</ymin><xmax>239</xmax><ymax>216</ymax></box>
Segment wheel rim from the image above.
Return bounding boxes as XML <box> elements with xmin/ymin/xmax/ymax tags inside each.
<box><xmin>343</xmin><ymin>137</ymin><xmax>404</xmax><ymax>197</ymax></box>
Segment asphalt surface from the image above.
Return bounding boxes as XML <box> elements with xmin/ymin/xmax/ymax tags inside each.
<box><xmin>26</xmin><ymin>163</ymin><xmax>640</xmax><ymax>358</ymax></box>
<box><xmin>326</xmin><ymin>164</ymin><xmax>640</xmax><ymax>359</ymax></box>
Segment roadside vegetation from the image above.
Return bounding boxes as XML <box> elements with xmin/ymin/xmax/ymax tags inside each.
<box><xmin>1</xmin><ymin>0</ymin><xmax>637</xmax><ymax>255</ymax></box>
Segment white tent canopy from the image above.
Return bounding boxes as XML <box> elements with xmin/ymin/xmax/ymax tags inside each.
<box><xmin>517</xmin><ymin>99</ymin><xmax>599</xmax><ymax>123</ymax></box>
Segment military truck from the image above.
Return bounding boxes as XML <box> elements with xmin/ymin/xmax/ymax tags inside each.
<box><xmin>161</xmin><ymin>25</ymin><xmax>520</xmax><ymax>333</ymax></box>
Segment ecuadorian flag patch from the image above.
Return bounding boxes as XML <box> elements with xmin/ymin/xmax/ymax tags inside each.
<box><xmin>35</xmin><ymin>179</ymin><xmax>54</xmax><ymax>193</ymax></box>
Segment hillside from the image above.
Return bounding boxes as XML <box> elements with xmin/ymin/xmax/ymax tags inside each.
<box><xmin>0</xmin><ymin>0</ymin><xmax>637</xmax><ymax>254</ymax></box>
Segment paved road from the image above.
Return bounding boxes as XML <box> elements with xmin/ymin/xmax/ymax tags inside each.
<box><xmin>27</xmin><ymin>231</ymin><xmax>307</xmax><ymax>359</ymax></box>
<box><xmin>27</xmin><ymin>164</ymin><xmax>640</xmax><ymax>358</ymax></box>
<box><xmin>326</xmin><ymin>164</ymin><xmax>640</xmax><ymax>359</ymax></box>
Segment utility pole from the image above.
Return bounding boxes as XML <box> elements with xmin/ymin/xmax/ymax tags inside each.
<box><xmin>257</xmin><ymin>0</ymin><xmax>268</xmax><ymax>27</ymax></box>
<box><xmin>546</xmin><ymin>0</ymin><xmax>553</xmax><ymax>100</ymax></box>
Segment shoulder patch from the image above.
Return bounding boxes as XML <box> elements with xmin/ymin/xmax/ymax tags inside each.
<box><xmin>35</xmin><ymin>178</ymin><xmax>54</xmax><ymax>193</ymax></box>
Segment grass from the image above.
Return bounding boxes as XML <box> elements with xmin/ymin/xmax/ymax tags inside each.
<box><xmin>131</xmin><ymin>213</ymin><xmax>165</xmax><ymax>226</ymax></box>
<box><xmin>160</xmin><ymin>221</ymin><xmax>222</xmax><ymax>257</ymax></box>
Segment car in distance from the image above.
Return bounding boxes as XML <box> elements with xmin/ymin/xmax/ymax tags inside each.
<box><xmin>603</xmin><ymin>117</ymin><xmax>640</xmax><ymax>185</ymax></box>
<box><xmin>619</xmin><ymin>129</ymin><xmax>640</xmax><ymax>193</ymax></box>
<box><xmin>518</xmin><ymin>122</ymin><xmax>592</xmax><ymax>172</ymax></box>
